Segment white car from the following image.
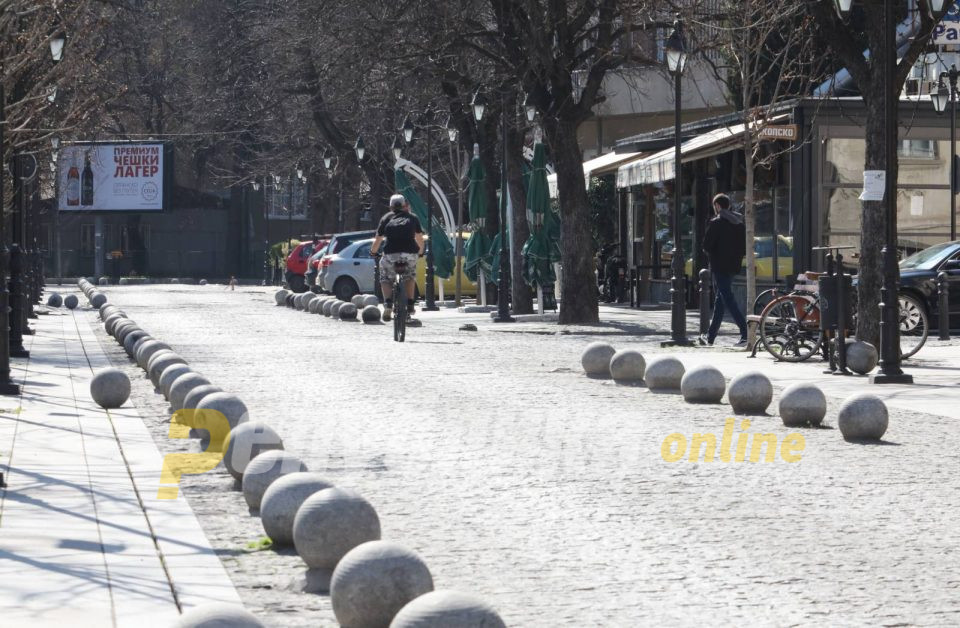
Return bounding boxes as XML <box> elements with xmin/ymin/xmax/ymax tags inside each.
<box><xmin>320</xmin><ymin>238</ymin><xmax>376</xmax><ymax>301</ymax></box>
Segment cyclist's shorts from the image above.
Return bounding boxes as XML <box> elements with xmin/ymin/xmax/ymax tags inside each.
<box><xmin>380</xmin><ymin>252</ymin><xmax>418</xmax><ymax>282</ymax></box>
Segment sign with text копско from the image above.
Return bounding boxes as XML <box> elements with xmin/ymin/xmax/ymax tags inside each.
<box><xmin>58</xmin><ymin>143</ymin><xmax>165</xmax><ymax>211</ymax></box>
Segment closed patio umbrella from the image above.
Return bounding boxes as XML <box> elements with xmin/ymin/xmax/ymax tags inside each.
<box><xmin>521</xmin><ymin>142</ymin><xmax>561</xmax><ymax>288</ymax></box>
<box><xmin>394</xmin><ymin>169</ymin><xmax>454</xmax><ymax>279</ymax></box>
<box><xmin>463</xmin><ymin>151</ymin><xmax>493</xmax><ymax>282</ymax></box>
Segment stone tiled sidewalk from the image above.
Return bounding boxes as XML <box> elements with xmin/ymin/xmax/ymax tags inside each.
<box><xmin>81</xmin><ymin>284</ymin><xmax>960</xmax><ymax>627</ymax></box>
<box><xmin>0</xmin><ymin>306</ymin><xmax>241</xmax><ymax>627</ymax></box>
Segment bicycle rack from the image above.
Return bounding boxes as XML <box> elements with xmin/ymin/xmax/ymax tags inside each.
<box><xmin>813</xmin><ymin>245</ymin><xmax>856</xmax><ymax>375</ymax></box>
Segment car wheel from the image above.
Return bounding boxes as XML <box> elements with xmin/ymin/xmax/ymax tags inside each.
<box><xmin>334</xmin><ymin>277</ymin><xmax>359</xmax><ymax>302</ymax></box>
<box><xmin>286</xmin><ymin>273</ymin><xmax>307</xmax><ymax>293</ymax></box>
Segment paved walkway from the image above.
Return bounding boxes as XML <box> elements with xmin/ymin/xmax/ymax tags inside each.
<box><xmin>0</xmin><ymin>308</ymin><xmax>241</xmax><ymax>627</ymax></box>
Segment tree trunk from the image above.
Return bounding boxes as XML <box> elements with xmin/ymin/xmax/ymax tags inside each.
<box><xmin>857</xmin><ymin>84</ymin><xmax>887</xmax><ymax>347</ymax></box>
<box><xmin>544</xmin><ymin>117</ymin><xmax>599</xmax><ymax>324</ymax></box>
<box><xmin>507</xmin><ymin>125</ymin><xmax>532</xmax><ymax>314</ymax></box>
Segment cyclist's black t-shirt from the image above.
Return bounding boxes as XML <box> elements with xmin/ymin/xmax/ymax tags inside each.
<box><xmin>376</xmin><ymin>210</ymin><xmax>423</xmax><ymax>254</ymax></box>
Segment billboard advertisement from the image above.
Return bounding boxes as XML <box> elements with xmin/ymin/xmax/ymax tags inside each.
<box><xmin>58</xmin><ymin>142</ymin><xmax>167</xmax><ymax>211</ymax></box>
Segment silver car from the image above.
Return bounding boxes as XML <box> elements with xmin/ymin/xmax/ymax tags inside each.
<box><xmin>320</xmin><ymin>238</ymin><xmax>376</xmax><ymax>301</ymax></box>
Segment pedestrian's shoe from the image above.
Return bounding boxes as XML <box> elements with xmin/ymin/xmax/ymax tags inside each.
<box><xmin>735</xmin><ymin>337</ymin><xmax>748</xmax><ymax>347</ymax></box>
<box><xmin>382</xmin><ymin>301</ymin><xmax>393</xmax><ymax>322</ymax></box>
<box><xmin>698</xmin><ymin>334</ymin><xmax>714</xmax><ymax>346</ymax></box>
<box><xmin>407</xmin><ymin>302</ymin><xmax>416</xmax><ymax>315</ymax></box>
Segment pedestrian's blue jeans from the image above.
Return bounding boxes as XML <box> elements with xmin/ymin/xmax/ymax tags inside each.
<box><xmin>708</xmin><ymin>272</ymin><xmax>748</xmax><ymax>342</ymax></box>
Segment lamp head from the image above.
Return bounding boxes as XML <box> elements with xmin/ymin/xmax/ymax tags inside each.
<box><xmin>402</xmin><ymin>116</ymin><xmax>415</xmax><ymax>144</ymax></box>
<box><xmin>471</xmin><ymin>89</ymin><xmax>486</xmax><ymax>122</ymax></box>
<box><xmin>354</xmin><ymin>136</ymin><xmax>365</xmax><ymax>161</ymax></box>
<box><xmin>664</xmin><ymin>17</ymin><xmax>687</xmax><ymax>75</ymax></box>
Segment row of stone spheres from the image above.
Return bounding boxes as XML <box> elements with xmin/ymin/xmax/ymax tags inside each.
<box><xmin>275</xmin><ymin>288</ymin><xmax>385</xmax><ymax>324</ymax></box>
<box><xmin>580</xmin><ymin>342</ymin><xmax>889</xmax><ymax>441</ymax></box>
<box><xmin>82</xmin><ymin>281</ymin><xmax>507</xmax><ymax>627</ymax></box>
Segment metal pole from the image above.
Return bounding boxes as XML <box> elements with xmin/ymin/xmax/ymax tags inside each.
<box><xmin>454</xmin><ymin>146</ymin><xmax>464</xmax><ymax>307</ymax></box>
<box><xmin>951</xmin><ymin>66</ymin><xmax>957</xmax><ymax>241</ymax></box>
<box><xmin>872</xmin><ymin>0</ymin><xmax>912</xmax><ymax>384</ymax></box>
<box><xmin>493</xmin><ymin>92</ymin><xmax>514</xmax><ymax>323</ymax></box>
<box><xmin>0</xmin><ymin>84</ymin><xmax>20</xmax><ymax>394</ymax></box>
<box><xmin>9</xmin><ymin>154</ymin><xmax>29</xmax><ymax>358</ymax></box>
<box><xmin>664</xmin><ymin>52</ymin><xmax>690</xmax><ymax>346</ymax></box>
<box><xmin>424</xmin><ymin>125</ymin><xmax>438</xmax><ymax>310</ymax></box>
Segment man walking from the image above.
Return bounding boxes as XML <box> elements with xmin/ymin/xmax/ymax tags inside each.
<box><xmin>701</xmin><ymin>193</ymin><xmax>748</xmax><ymax>346</ymax></box>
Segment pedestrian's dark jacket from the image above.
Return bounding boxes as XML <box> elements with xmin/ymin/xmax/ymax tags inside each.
<box><xmin>702</xmin><ymin>214</ymin><xmax>746</xmax><ymax>275</ymax></box>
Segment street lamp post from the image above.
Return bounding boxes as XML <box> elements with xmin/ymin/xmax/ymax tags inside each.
<box><xmin>447</xmin><ymin>123</ymin><xmax>466</xmax><ymax>307</ymax></box>
<box><xmin>662</xmin><ymin>16</ymin><xmax>691</xmax><ymax>346</ymax></box>
<box><xmin>834</xmin><ymin>0</ymin><xmax>922</xmax><ymax>383</ymax></box>
<box><xmin>471</xmin><ymin>89</ymin><xmax>514</xmax><ymax>322</ymax></box>
<box><xmin>401</xmin><ymin>112</ymin><xmax>440</xmax><ymax>311</ymax></box>
<box><xmin>0</xmin><ymin>85</ymin><xmax>20</xmax><ymax>394</ymax></box>
<box><xmin>932</xmin><ymin>65</ymin><xmax>958</xmax><ymax>241</ymax></box>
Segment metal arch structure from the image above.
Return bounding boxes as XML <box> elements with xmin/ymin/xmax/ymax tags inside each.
<box><xmin>393</xmin><ymin>158</ymin><xmax>456</xmax><ymax>235</ymax></box>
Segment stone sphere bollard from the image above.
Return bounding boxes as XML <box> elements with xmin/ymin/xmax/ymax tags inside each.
<box><xmin>275</xmin><ymin>289</ymin><xmax>289</xmax><ymax>305</ymax></box>
<box><xmin>293</xmin><ymin>488</ymin><xmax>382</xmax><ymax>591</ymax></box>
<box><xmin>130</xmin><ymin>334</ymin><xmax>154</xmax><ymax>358</ymax></box>
<box><xmin>136</xmin><ymin>340</ymin><xmax>171</xmax><ymax>370</ymax></box>
<box><xmin>322</xmin><ymin>299</ymin><xmax>336</xmax><ymax>317</ymax></box>
<box><xmin>362</xmin><ymin>305</ymin><xmax>381</xmax><ymax>323</ymax></box>
<box><xmin>119</xmin><ymin>277</ymin><xmax>129</xmax><ymax>285</ymax></box>
<box><xmin>285</xmin><ymin>293</ymin><xmax>296</xmax><ymax>308</ymax></box>
<box><xmin>90</xmin><ymin>368</ymin><xmax>131</xmax><ymax>409</ymax></box>
<box><xmin>390</xmin><ymin>590</ymin><xmax>507</xmax><ymax>628</ymax></box>
<box><xmin>47</xmin><ymin>293</ymin><xmax>63</xmax><ymax>308</ymax></box>
<box><xmin>644</xmin><ymin>356</ymin><xmax>685</xmax><ymax>392</ymax></box>
<box><xmin>114</xmin><ymin>321</ymin><xmax>138</xmax><ymax>344</ymax></box>
<box><xmin>331</xmin><ymin>301</ymin><xmax>345</xmax><ymax>318</ymax></box>
<box><xmin>580</xmin><ymin>342</ymin><xmax>616</xmax><ymax>377</ymax></box>
<box><xmin>778</xmin><ymin>383</ymin><xmax>827</xmax><ymax>427</ymax></box>
<box><xmin>728</xmin><ymin>371</ymin><xmax>773</xmax><ymax>414</ymax></box>
<box><xmin>195</xmin><ymin>393</ymin><xmax>250</xmax><ymax>449</ymax></box>
<box><xmin>609</xmin><ymin>349</ymin><xmax>645</xmax><ymax>384</ymax></box>
<box><xmin>100</xmin><ymin>303</ymin><xmax>122</xmax><ymax>318</ymax></box>
<box><xmin>104</xmin><ymin>314</ymin><xmax>127</xmax><ymax>337</ymax></box>
<box><xmin>298</xmin><ymin>293</ymin><xmax>310</xmax><ymax>310</ymax></box>
<box><xmin>159</xmin><ymin>363</ymin><xmax>193</xmax><ymax>399</ymax></box>
<box><xmin>241</xmin><ymin>450</ymin><xmax>308</xmax><ymax>509</ymax></box>
<box><xmin>363</xmin><ymin>295</ymin><xmax>380</xmax><ymax>308</ymax></box>
<box><xmin>169</xmin><ymin>372</ymin><xmax>212</xmax><ymax>412</ymax></box>
<box><xmin>222</xmin><ymin>421</ymin><xmax>284</xmax><ymax>480</ymax></box>
<box><xmin>259</xmin><ymin>473</ymin><xmax>334</xmax><ymax>546</ymax></box>
<box><xmin>331</xmin><ymin>541</ymin><xmax>434</xmax><ymax>628</ymax></box>
<box><xmin>90</xmin><ymin>292</ymin><xmax>108</xmax><ymax>309</ymax></box>
<box><xmin>681</xmin><ymin>365</ymin><xmax>726</xmax><ymax>403</ymax></box>
<box><xmin>339</xmin><ymin>303</ymin><xmax>358</xmax><ymax>321</ymax></box>
<box><xmin>351</xmin><ymin>294</ymin><xmax>366</xmax><ymax>308</ymax></box>
<box><xmin>170</xmin><ymin>603</ymin><xmax>265</xmax><ymax>628</ymax></box>
<box><xmin>171</xmin><ymin>278</ymin><xmax>180</xmax><ymax>284</ymax></box>
<box><xmin>182</xmin><ymin>384</ymin><xmax>223</xmax><ymax>415</ymax></box>
<box><xmin>199</xmin><ymin>279</ymin><xmax>208</xmax><ymax>286</ymax></box>
<box><xmin>64</xmin><ymin>294</ymin><xmax>79</xmax><ymax>309</ymax></box>
<box><xmin>98</xmin><ymin>277</ymin><xmax>108</xmax><ymax>286</ymax></box>
<box><xmin>838</xmin><ymin>393</ymin><xmax>888</xmax><ymax>441</ymax></box>
<box><xmin>845</xmin><ymin>340</ymin><xmax>879</xmax><ymax>375</ymax></box>
<box><xmin>125</xmin><ymin>332</ymin><xmax>150</xmax><ymax>357</ymax></box>
<box><xmin>148</xmin><ymin>352</ymin><xmax>186</xmax><ymax>388</ymax></box>
<box><xmin>308</xmin><ymin>295</ymin><xmax>323</xmax><ymax>314</ymax></box>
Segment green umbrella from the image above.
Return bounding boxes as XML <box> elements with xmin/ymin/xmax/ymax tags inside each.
<box><xmin>394</xmin><ymin>169</ymin><xmax>454</xmax><ymax>279</ymax></box>
<box><xmin>464</xmin><ymin>154</ymin><xmax>493</xmax><ymax>282</ymax></box>
<box><xmin>521</xmin><ymin>143</ymin><xmax>562</xmax><ymax>287</ymax></box>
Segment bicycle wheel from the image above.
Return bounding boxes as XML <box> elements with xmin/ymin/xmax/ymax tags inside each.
<box><xmin>758</xmin><ymin>294</ymin><xmax>824</xmax><ymax>362</ymax></box>
<box><xmin>898</xmin><ymin>293</ymin><xmax>928</xmax><ymax>359</ymax></box>
<box><xmin>394</xmin><ymin>282</ymin><xmax>407</xmax><ymax>342</ymax></box>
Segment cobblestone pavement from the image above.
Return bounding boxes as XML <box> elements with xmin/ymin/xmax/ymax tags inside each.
<box><xmin>80</xmin><ymin>284</ymin><xmax>960</xmax><ymax>627</ymax></box>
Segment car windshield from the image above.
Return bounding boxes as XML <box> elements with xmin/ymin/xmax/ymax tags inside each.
<box><xmin>900</xmin><ymin>242</ymin><xmax>957</xmax><ymax>270</ymax></box>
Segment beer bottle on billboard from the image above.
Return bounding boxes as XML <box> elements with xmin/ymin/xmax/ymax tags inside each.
<box><xmin>66</xmin><ymin>155</ymin><xmax>80</xmax><ymax>206</ymax></box>
<box><xmin>81</xmin><ymin>151</ymin><xmax>94</xmax><ymax>206</ymax></box>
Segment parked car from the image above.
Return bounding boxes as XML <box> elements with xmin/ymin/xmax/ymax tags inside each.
<box><xmin>896</xmin><ymin>240</ymin><xmax>960</xmax><ymax>330</ymax></box>
<box><xmin>321</xmin><ymin>239</ymin><xmax>376</xmax><ymax>301</ymax></box>
<box><xmin>316</xmin><ymin>230</ymin><xmax>376</xmax><ymax>291</ymax></box>
<box><xmin>285</xmin><ymin>239</ymin><xmax>329</xmax><ymax>293</ymax></box>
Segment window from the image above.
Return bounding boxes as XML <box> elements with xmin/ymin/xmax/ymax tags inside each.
<box><xmin>80</xmin><ymin>224</ymin><xmax>94</xmax><ymax>257</ymax></box>
<box><xmin>898</xmin><ymin>140</ymin><xmax>936</xmax><ymax>160</ymax></box>
<box><xmin>354</xmin><ymin>242</ymin><xmax>372</xmax><ymax>258</ymax></box>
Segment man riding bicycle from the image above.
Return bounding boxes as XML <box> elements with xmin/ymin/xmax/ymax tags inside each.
<box><xmin>370</xmin><ymin>194</ymin><xmax>425</xmax><ymax>322</ymax></box>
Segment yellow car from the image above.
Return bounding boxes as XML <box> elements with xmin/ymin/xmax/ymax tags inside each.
<box><xmin>684</xmin><ymin>235</ymin><xmax>793</xmax><ymax>280</ymax></box>
<box><xmin>415</xmin><ymin>232</ymin><xmax>478</xmax><ymax>298</ymax></box>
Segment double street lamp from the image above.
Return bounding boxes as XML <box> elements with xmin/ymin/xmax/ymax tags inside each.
<box><xmin>662</xmin><ymin>16</ymin><xmax>691</xmax><ymax>346</ymax></box>
<box><xmin>932</xmin><ymin>64</ymin><xmax>959</xmax><ymax>241</ymax></box>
